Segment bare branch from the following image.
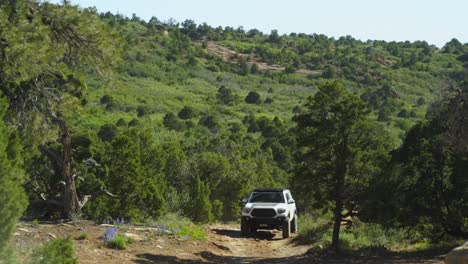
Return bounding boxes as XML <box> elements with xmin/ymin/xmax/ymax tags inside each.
<box><xmin>39</xmin><ymin>144</ymin><xmax>62</xmax><ymax>168</ymax></box>
<box><xmin>79</xmin><ymin>188</ymin><xmax>118</xmax><ymax>209</ymax></box>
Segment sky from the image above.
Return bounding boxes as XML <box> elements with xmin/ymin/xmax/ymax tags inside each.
<box><xmin>48</xmin><ymin>0</ymin><xmax>468</xmax><ymax>47</ymax></box>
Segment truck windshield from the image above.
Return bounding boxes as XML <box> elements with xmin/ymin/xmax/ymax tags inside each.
<box><xmin>249</xmin><ymin>192</ymin><xmax>285</xmax><ymax>203</ymax></box>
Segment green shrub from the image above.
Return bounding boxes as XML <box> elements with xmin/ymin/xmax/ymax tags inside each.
<box><xmin>178</xmin><ymin>106</ymin><xmax>195</xmax><ymax>119</ymax></box>
<box><xmin>31</xmin><ymin>237</ymin><xmax>76</xmax><ymax>264</ymax></box>
<box><xmin>177</xmin><ymin>224</ymin><xmax>206</xmax><ymax>241</ymax></box>
<box><xmin>150</xmin><ymin>213</ymin><xmax>207</xmax><ymax>241</ymax></box>
<box><xmin>245</xmin><ymin>91</ymin><xmax>261</xmax><ymax>104</ymax></box>
<box><xmin>106</xmin><ymin>234</ymin><xmax>127</xmax><ymax>250</ymax></box>
<box><xmin>297</xmin><ymin>214</ymin><xmax>426</xmax><ymax>252</ymax></box>
<box><xmin>98</xmin><ymin>124</ymin><xmax>118</xmax><ymax>142</ymax></box>
<box><xmin>217</xmin><ymin>86</ymin><xmax>237</xmax><ymax>105</ymax></box>
<box><xmin>126</xmin><ymin>236</ymin><xmax>135</xmax><ymax>244</ymax></box>
<box><xmin>297</xmin><ymin>214</ymin><xmax>332</xmax><ymax>245</ymax></box>
<box><xmin>77</xmin><ymin>232</ymin><xmax>88</xmax><ymax>240</ymax></box>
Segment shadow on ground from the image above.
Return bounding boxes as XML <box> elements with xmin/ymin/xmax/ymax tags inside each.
<box><xmin>134</xmin><ymin>252</ymin><xmax>309</xmax><ymax>264</ymax></box>
<box><xmin>134</xmin><ymin>228</ymin><xmax>447</xmax><ymax>264</ymax></box>
<box><xmin>211</xmin><ymin>228</ymin><xmax>277</xmax><ymax>240</ymax></box>
<box><xmin>134</xmin><ymin>252</ymin><xmax>445</xmax><ymax>264</ymax></box>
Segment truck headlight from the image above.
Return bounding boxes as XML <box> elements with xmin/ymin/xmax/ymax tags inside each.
<box><xmin>277</xmin><ymin>208</ymin><xmax>286</xmax><ymax>214</ymax></box>
<box><xmin>242</xmin><ymin>208</ymin><xmax>252</xmax><ymax>213</ymax></box>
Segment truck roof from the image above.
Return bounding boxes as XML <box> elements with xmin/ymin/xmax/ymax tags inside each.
<box><xmin>253</xmin><ymin>188</ymin><xmax>288</xmax><ymax>192</ymax></box>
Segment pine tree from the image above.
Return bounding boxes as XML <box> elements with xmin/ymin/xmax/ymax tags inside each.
<box><xmin>0</xmin><ymin>0</ymin><xmax>119</xmax><ymax>218</ymax></box>
<box><xmin>293</xmin><ymin>81</ymin><xmax>389</xmax><ymax>250</ymax></box>
<box><xmin>0</xmin><ymin>97</ymin><xmax>27</xmax><ymax>260</ymax></box>
<box><xmin>188</xmin><ymin>177</ymin><xmax>213</xmax><ymax>223</ymax></box>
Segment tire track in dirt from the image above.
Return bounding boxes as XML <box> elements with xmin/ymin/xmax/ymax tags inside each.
<box><xmin>202</xmin><ymin>224</ymin><xmax>446</xmax><ymax>264</ymax></box>
<box><xmin>205</xmin><ymin>224</ymin><xmax>311</xmax><ymax>263</ymax></box>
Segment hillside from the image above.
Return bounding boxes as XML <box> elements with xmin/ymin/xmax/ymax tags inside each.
<box><xmin>0</xmin><ymin>2</ymin><xmax>466</xmax><ymax>262</ymax></box>
<box><xmin>77</xmin><ymin>14</ymin><xmax>466</xmax><ymax>147</ymax></box>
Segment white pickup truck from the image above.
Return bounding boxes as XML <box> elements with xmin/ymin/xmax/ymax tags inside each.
<box><xmin>241</xmin><ymin>188</ymin><xmax>297</xmax><ymax>239</ymax></box>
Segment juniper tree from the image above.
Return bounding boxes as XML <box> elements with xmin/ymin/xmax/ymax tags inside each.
<box><xmin>293</xmin><ymin>81</ymin><xmax>389</xmax><ymax>250</ymax></box>
<box><xmin>0</xmin><ymin>97</ymin><xmax>27</xmax><ymax>260</ymax></box>
<box><xmin>0</xmin><ymin>0</ymin><xmax>120</xmax><ymax>218</ymax></box>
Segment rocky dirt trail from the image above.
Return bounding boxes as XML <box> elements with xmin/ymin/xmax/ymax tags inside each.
<box><xmin>199</xmin><ymin>41</ymin><xmax>321</xmax><ymax>77</ymax></box>
<box><xmin>202</xmin><ymin>224</ymin><xmax>311</xmax><ymax>263</ymax></box>
<box><xmin>196</xmin><ymin>225</ymin><xmax>446</xmax><ymax>264</ymax></box>
<box><xmin>13</xmin><ymin>222</ymin><xmax>447</xmax><ymax>264</ymax></box>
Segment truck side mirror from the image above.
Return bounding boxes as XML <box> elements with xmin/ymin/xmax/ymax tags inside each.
<box><xmin>241</xmin><ymin>198</ymin><xmax>248</xmax><ymax>203</ymax></box>
<box><xmin>288</xmin><ymin>199</ymin><xmax>295</xmax><ymax>204</ymax></box>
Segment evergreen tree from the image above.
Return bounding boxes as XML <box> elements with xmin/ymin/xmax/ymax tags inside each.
<box><xmin>363</xmin><ymin>86</ymin><xmax>468</xmax><ymax>237</ymax></box>
<box><xmin>245</xmin><ymin>91</ymin><xmax>261</xmax><ymax>104</ymax></box>
<box><xmin>188</xmin><ymin>176</ymin><xmax>213</xmax><ymax>223</ymax></box>
<box><xmin>251</xmin><ymin>63</ymin><xmax>259</xmax><ymax>74</ymax></box>
<box><xmin>0</xmin><ymin>97</ymin><xmax>27</xmax><ymax>260</ymax></box>
<box><xmin>293</xmin><ymin>81</ymin><xmax>389</xmax><ymax>250</ymax></box>
<box><xmin>105</xmin><ymin>132</ymin><xmax>165</xmax><ymax>221</ymax></box>
<box><xmin>178</xmin><ymin>106</ymin><xmax>195</xmax><ymax>119</ymax></box>
<box><xmin>217</xmin><ymin>86</ymin><xmax>236</xmax><ymax>105</ymax></box>
<box><xmin>238</xmin><ymin>58</ymin><xmax>249</xmax><ymax>76</ymax></box>
<box><xmin>0</xmin><ymin>0</ymin><xmax>119</xmax><ymax>218</ymax></box>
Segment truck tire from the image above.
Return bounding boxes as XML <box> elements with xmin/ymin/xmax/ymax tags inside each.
<box><xmin>250</xmin><ymin>224</ymin><xmax>257</xmax><ymax>233</ymax></box>
<box><xmin>291</xmin><ymin>214</ymin><xmax>298</xmax><ymax>233</ymax></box>
<box><xmin>282</xmin><ymin>219</ymin><xmax>290</xmax><ymax>239</ymax></box>
<box><xmin>241</xmin><ymin>218</ymin><xmax>249</xmax><ymax>237</ymax></box>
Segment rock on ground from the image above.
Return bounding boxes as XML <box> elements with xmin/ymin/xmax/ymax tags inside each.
<box><xmin>445</xmin><ymin>241</ymin><xmax>468</xmax><ymax>264</ymax></box>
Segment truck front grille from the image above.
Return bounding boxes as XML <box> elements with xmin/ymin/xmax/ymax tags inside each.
<box><xmin>251</xmin><ymin>208</ymin><xmax>276</xmax><ymax>217</ymax></box>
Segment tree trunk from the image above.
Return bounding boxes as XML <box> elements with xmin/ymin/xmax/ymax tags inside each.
<box><xmin>59</xmin><ymin>121</ymin><xmax>80</xmax><ymax>218</ymax></box>
<box><xmin>331</xmin><ymin>137</ymin><xmax>347</xmax><ymax>251</ymax></box>
<box><xmin>331</xmin><ymin>174</ymin><xmax>344</xmax><ymax>251</ymax></box>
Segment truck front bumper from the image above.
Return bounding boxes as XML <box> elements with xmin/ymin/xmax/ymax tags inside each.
<box><xmin>242</xmin><ymin>216</ymin><xmax>289</xmax><ymax>229</ymax></box>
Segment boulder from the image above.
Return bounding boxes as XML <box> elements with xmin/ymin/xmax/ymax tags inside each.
<box><xmin>445</xmin><ymin>241</ymin><xmax>468</xmax><ymax>264</ymax></box>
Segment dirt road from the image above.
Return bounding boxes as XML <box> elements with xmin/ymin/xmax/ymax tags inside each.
<box><xmin>14</xmin><ymin>222</ymin><xmax>446</xmax><ymax>264</ymax></box>
<box><xmin>136</xmin><ymin>224</ymin><xmax>446</xmax><ymax>264</ymax></box>
<box><xmin>200</xmin><ymin>224</ymin><xmax>311</xmax><ymax>263</ymax></box>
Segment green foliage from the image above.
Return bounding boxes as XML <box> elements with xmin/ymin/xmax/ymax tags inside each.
<box><xmin>238</xmin><ymin>58</ymin><xmax>249</xmax><ymax>76</ymax></box>
<box><xmin>31</xmin><ymin>237</ymin><xmax>76</xmax><ymax>264</ymax></box>
<box><xmin>163</xmin><ymin>112</ymin><xmax>183</xmax><ymax>130</ymax></box>
<box><xmin>361</xmin><ymin>86</ymin><xmax>468</xmax><ymax>239</ymax></box>
<box><xmin>136</xmin><ymin>105</ymin><xmax>149</xmax><ymax>117</ymax></box>
<box><xmin>127</xmin><ymin>236</ymin><xmax>135</xmax><ymax>244</ymax></box>
<box><xmin>187</xmin><ymin>177</ymin><xmax>213</xmax><ymax>223</ymax></box>
<box><xmin>442</xmin><ymin>38</ymin><xmax>464</xmax><ymax>54</ymax></box>
<box><xmin>0</xmin><ymin>97</ymin><xmax>27</xmax><ymax>259</ymax></box>
<box><xmin>363</xmin><ymin>120</ymin><xmax>467</xmax><ymax>237</ymax></box>
<box><xmin>177</xmin><ymin>224</ymin><xmax>207</xmax><ymax>241</ymax></box>
<box><xmin>297</xmin><ymin>213</ymin><xmax>332</xmax><ymax>245</ymax></box>
<box><xmin>88</xmin><ymin>130</ymin><xmax>165</xmax><ymax>222</ymax></box>
<box><xmin>322</xmin><ymin>66</ymin><xmax>337</xmax><ymax>79</ymax></box>
<box><xmin>77</xmin><ymin>232</ymin><xmax>88</xmax><ymax>240</ymax></box>
<box><xmin>245</xmin><ymin>91</ymin><xmax>261</xmax><ymax>104</ymax></box>
<box><xmin>264</xmin><ymin>97</ymin><xmax>274</xmax><ymax>104</ymax></box>
<box><xmin>106</xmin><ymin>234</ymin><xmax>127</xmax><ymax>250</ymax></box>
<box><xmin>298</xmin><ymin>213</ymin><xmax>437</xmax><ymax>253</ymax></box>
<box><xmin>198</xmin><ymin>114</ymin><xmax>219</xmax><ymax>129</ymax></box>
<box><xmin>178</xmin><ymin>106</ymin><xmax>195</xmax><ymax>119</ymax></box>
<box><xmin>217</xmin><ymin>86</ymin><xmax>237</xmax><ymax>105</ymax></box>
<box><xmin>149</xmin><ymin>213</ymin><xmax>207</xmax><ymax>240</ymax></box>
<box><xmin>0</xmin><ymin>0</ymin><xmax>119</xmax><ymax>141</ymax></box>
<box><xmin>293</xmin><ymin>81</ymin><xmax>390</xmax><ymax>249</ymax></box>
<box><xmin>4</xmin><ymin>1</ymin><xmax>465</xmax><ymax>244</ymax></box>
<box><xmin>98</xmin><ymin>124</ymin><xmax>118</xmax><ymax>142</ymax></box>
<box><xmin>251</xmin><ymin>63</ymin><xmax>259</xmax><ymax>74</ymax></box>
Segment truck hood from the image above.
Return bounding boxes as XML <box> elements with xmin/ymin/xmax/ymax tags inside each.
<box><xmin>245</xmin><ymin>203</ymin><xmax>285</xmax><ymax>209</ymax></box>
